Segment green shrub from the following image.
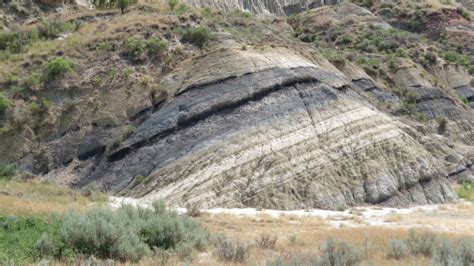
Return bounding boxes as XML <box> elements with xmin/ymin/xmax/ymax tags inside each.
<box><xmin>147</xmin><ymin>37</ymin><xmax>168</xmax><ymax>57</ymax></box>
<box><xmin>123</xmin><ymin>37</ymin><xmax>146</xmax><ymax>61</ymax></box>
<box><xmin>0</xmin><ymin>92</ymin><xmax>13</xmax><ymax>113</ymax></box>
<box><xmin>45</xmin><ymin>57</ymin><xmax>74</xmax><ymax>80</ymax></box>
<box><xmin>266</xmin><ymin>252</ymin><xmax>320</xmax><ymax>266</ymax></box>
<box><xmin>405</xmin><ymin>90</ymin><xmax>419</xmax><ymax>104</ymax></box>
<box><xmin>34</xmin><ymin>233</ymin><xmax>56</xmax><ymax>258</ymax></box>
<box><xmin>456</xmin><ymin>237</ymin><xmax>474</xmax><ymax>266</ymax></box>
<box><xmin>181</xmin><ymin>27</ymin><xmax>213</xmax><ymax>48</ymax></box>
<box><xmin>351</xmin><ymin>0</ymin><xmax>375</xmax><ymax>8</ymax></box>
<box><xmin>0</xmin><ymin>31</ymin><xmax>26</xmax><ymax>53</ymax></box>
<box><xmin>37</xmin><ymin>19</ymin><xmax>79</xmax><ymax>39</ymax></box>
<box><xmin>96</xmin><ymin>41</ymin><xmax>112</xmax><ymax>52</ymax></box>
<box><xmin>387</xmin><ymin>239</ymin><xmax>410</xmax><ymax>260</ymax></box>
<box><xmin>456</xmin><ymin>181</ymin><xmax>474</xmax><ymax>202</ymax></box>
<box><xmin>27</xmin><ymin>72</ymin><xmax>41</xmax><ymax>87</ymax></box>
<box><xmin>322</xmin><ymin>50</ymin><xmax>346</xmax><ymax>65</ymax></box>
<box><xmin>406</xmin><ymin>229</ymin><xmax>437</xmax><ymax>256</ymax></box>
<box><xmin>117</xmin><ymin>0</ymin><xmax>131</xmax><ymax>14</ymax></box>
<box><xmin>213</xmin><ymin>235</ymin><xmax>250</xmax><ymax>263</ymax></box>
<box><xmin>0</xmin><ymin>215</ymin><xmax>64</xmax><ymax>263</ymax></box>
<box><xmin>437</xmin><ymin>116</ymin><xmax>448</xmax><ymax>134</ymax></box>
<box><xmin>10</xmin><ymin>85</ymin><xmax>24</xmax><ymax>96</ymax></box>
<box><xmin>0</xmin><ymin>163</ymin><xmax>16</xmax><ymax>178</ymax></box>
<box><xmin>431</xmin><ymin>240</ymin><xmax>462</xmax><ymax>266</ymax></box>
<box><xmin>168</xmin><ymin>0</ymin><xmax>179</xmax><ymax>10</ymax></box>
<box><xmin>459</xmin><ymin>96</ymin><xmax>469</xmax><ymax>105</ymax></box>
<box><xmin>457</xmin><ymin>7</ymin><xmax>471</xmax><ymax>21</ymax></box>
<box><xmin>60</xmin><ymin>202</ymin><xmax>209</xmax><ymax>262</ymax></box>
<box><xmin>319</xmin><ymin>237</ymin><xmax>362</xmax><ymax>266</ymax></box>
<box><xmin>424</xmin><ymin>51</ymin><xmax>437</xmax><ymax>65</ymax></box>
<box><xmin>176</xmin><ymin>4</ymin><xmax>191</xmax><ymax>15</ymax></box>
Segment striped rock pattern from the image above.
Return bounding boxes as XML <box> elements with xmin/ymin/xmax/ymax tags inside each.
<box><xmin>82</xmin><ymin>48</ymin><xmax>458</xmax><ymax>209</ymax></box>
<box><xmin>183</xmin><ymin>0</ymin><xmax>342</xmax><ymax>16</ymax></box>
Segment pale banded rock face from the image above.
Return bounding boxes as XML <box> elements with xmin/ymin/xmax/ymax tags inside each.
<box><xmin>81</xmin><ymin>48</ymin><xmax>458</xmax><ymax>209</ymax></box>
<box><xmin>183</xmin><ymin>0</ymin><xmax>342</xmax><ymax>16</ymax></box>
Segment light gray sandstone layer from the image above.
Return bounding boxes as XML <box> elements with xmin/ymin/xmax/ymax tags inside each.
<box><xmin>77</xmin><ymin>47</ymin><xmax>461</xmax><ymax>210</ymax></box>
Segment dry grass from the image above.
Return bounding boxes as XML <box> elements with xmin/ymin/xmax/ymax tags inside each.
<box><xmin>0</xmin><ymin>179</ymin><xmax>94</xmax><ymax>217</ymax></box>
<box><xmin>192</xmin><ymin>211</ymin><xmax>472</xmax><ymax>266</ymax></box>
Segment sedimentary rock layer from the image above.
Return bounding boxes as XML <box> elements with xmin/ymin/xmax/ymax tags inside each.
<box><xmin>80</xmin><ymin>48</ymin><xmax>458</xmax><ymax>209</ymax></box>
<box><xmin>183</xmin><ymin>0</ymin><xmax>342</xmax><ymax>16</ymax></box>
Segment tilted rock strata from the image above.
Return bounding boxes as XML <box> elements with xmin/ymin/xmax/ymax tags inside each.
<box><xmin>80</xmin><ymin>48</ymin><xmax>458</xmax><ymax>209</ymax></box>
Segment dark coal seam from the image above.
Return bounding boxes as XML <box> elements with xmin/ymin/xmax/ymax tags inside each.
<box><xmin>351</xmin><ymin>77</ymin><xmax>373</xmax><ymax>83</ymax></box>
<box><xmin>174</xmin><ymin>66</ymin><xmax>319</xmax><ymax>96</ymax></box>
<box><xmin>452</xmin><ymin>84</ymin><xmax>471</xmax><ymax>91</ymax></box>
<box><xmin>108</xmin><ymin>77</ymin><xmax>321</xmax><ymax>163</ymax></box>
<box><xmin>448</xmin><ymin>162</ymin><xmax>473</xmax><ymax>177</ymax></box>
<box><xmin>416</xmin><ymin>95</ymin><xmax>456</xmax><ymax>104</ymax></box>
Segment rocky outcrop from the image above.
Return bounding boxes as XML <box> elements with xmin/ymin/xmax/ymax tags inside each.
<box><xmin>184</xmin><ymin>0</ymin><xmax>342</xmax><ymax>16</ymax></box>
<box><xmin>76</xmin><ymin>47</ymin><xmax>460</xmax><ymax>210</ymax></box>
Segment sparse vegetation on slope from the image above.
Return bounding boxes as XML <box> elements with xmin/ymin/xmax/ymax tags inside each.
<box><xmin>456</xmin><ymin>181</ymin><xmax>474</xmax><ymax>202</ymax></box>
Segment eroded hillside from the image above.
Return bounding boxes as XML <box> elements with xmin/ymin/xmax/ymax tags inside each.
<box><xmin>0</xmin><ymin>0</ymin><xmax>473</xmax><ymax>210</ymax></box>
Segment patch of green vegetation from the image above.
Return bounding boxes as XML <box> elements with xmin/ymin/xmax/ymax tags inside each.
<box><xmin>351</xmin><ymin>0</ymin><xmax>375</xmax><ymax>8</ymax></box>
<box><xmin>457</xmin><ymin>7</ymin><xmax>471</xmax><ymax>21</ymax></box>
<box><xmin>0</xmin><ymin>19</ymin><xmax>80</xmax><ymax>55</ymax></box>
<box><xmin>96</xmin><ymin>41</ymin><xmax>112</xmax><ymax>52</ymax></box>
<box><xmin>0</xmin><ymin>31</ymin><xmax>30</xmax><ymax>53</ymax></box>
<box><xmin>92</xmin><ymin>0</ymin><xmax>137</xmax><ymax>13</ymax></box>
<box><xmin>0</xmin><ymin>215</ymin><xmax>67</xmax><ymax>263</ymax></box>
<box><xmin>176</xmin><ymin>4</ymin><xmax>191</xmax><ymax>15</ymax></box>
<box><xmin>356</xmin><ymin>56</ymin><xmax>381</xmax><ymax>67</ymax></box>
<box><xmin>442</xmin><ymin>51</ymin><xmax>470</xmax><ymax>67</ymax></box>
<box><xmin>0</xmin><ymin>200</ymin><xmax>209</xmax><ymax>263</ymax></box>
<box><xmin>10</xmin><ymin>85</ymin><xmax>24</xmax><ymax>96</ymax></box>
<box><xmin>168</xmin><ymin>0</ymin><xmax>179</xmax><ymax>10</ymax></box>
<box><xmin>123</xmin><ymin>37</ymin><xmax>168</xmax><ymax>61</ymax></box>
<box><xmin>181</xmin><ymin>27</ymin><xmax>213</xmax><ymax>48</ymax></box>
<box><xmin>459</xmin><ymin>96</ymin><xmax>469</xmax><ymax>105</ymax></box>
<box><xmin>123</xmin><ymin>37</ymin><xmax>146</xmax><ymax>61</ymax></box>
<box><xmin>0</xmin><ymin>164</ymin><xmax>16</xmax><ymax>179</ymax></box>
<box><xmin>456</xmin><ymin>181</ymin><xmax>474</xmax><ymax>202</ymax></box>
<box><xmin>37</xmin><ymin>19</ymin><xmax>80</xmax><ymax>40</ymax></box>
<box><xmin>0</xmin><ymin>92</ymin><xmax>13</xmax><ymax>113</ymax></box>
<box><xmin>45</xmin><ymin>57</ymin><xmax>74</xmax><ymax>81</ymax></box>
<box><xmin>436</xmin><ymin>116</ymin><xmax>448</xmax><ymax>134</ymax></box>
<box><xmin>117</xmin><ymin>0</ymin><xmax>133</xmax><ymax>13</ymax></box>
<box><xmin>146</xmin><ymin>37</ymin><xmax>168</xmax><ymax>57</ymax></box>
<box><xmin>27</xmin><ymin>72</ymin><xmax>41</xmax><ymax>87</ymax></box>
<box><xmin>321</xmin><ymin>49</ymin><xmax>347</xmax><ymax>65</ymax></box>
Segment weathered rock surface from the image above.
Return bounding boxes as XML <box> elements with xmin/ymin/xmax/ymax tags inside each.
<box><xmin>184</xmin><ymin>0</ymin><xmax>342</xmax><ymax>16</ymax></box>
<box><xmin>1</xmin><ymin>2</ymin><xmax>472</xmax><ymax>211</ymax></box>
<box><xmin>76</xmin><ymin>47</ymin><xmax>462</xmax><ymax>209</ymax></box>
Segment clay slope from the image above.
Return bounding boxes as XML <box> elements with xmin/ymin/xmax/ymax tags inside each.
<box><xmin>183</xmin><ymin>0</ymin><xmax>342</xmax><ymax>16</ymax></box>
<box><xmin>78</xmin><ymin>47</ymin><xmax>460</xmax><ymax>210</ymax></box>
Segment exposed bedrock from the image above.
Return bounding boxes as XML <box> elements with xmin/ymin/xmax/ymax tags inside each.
<box><xmin>79</xmin><ymin>48</ymin><xmax>459</xmax><ymax>210</ymax></box>
<box><xmin>183</xmin><ymin>0</ymin><xmax>342</xmax><ymax>16</ymax></box>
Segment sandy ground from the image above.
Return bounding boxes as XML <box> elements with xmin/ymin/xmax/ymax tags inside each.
<box><xmin>109</xmin><ymin>197</ymin><xmax>474</xmax><ymax>235</ymax></box>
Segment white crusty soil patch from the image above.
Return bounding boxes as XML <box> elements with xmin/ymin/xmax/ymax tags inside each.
<box><xmin>109</xmin><ymin>197</ymin><xmax>474</xmax><ymax>234</ymax></box>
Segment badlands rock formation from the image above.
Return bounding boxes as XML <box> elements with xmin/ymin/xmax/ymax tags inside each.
<box><xmin>78</xmin><ymin>47</ymin><xmax>460</xmax><ymax>210</ymax></box>
<box><xmin>1</xmin><ymin>1</ymin><xmax>472</xmax><ymax>210</ymax></box>
<box><xmin>184</xmin><ymin>0</ymin><xmax>342</xmax><ymax>16</ymax></box>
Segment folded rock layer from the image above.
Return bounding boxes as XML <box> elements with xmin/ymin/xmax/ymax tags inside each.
<box><xmin>81</xmin><ymin>48</ymin><xmax>458</xmax><ymax>209</ymax></box>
